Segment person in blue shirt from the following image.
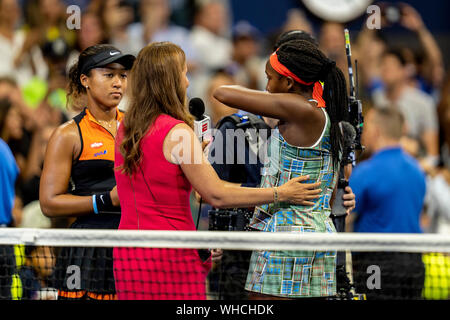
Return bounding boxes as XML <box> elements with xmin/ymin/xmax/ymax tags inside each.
<box><xmin>0</xmin><ymin>138</ymin><xmax>18</xmax><ymax>226</ymax></box>
<box><xmin>0</xmin><ymin>136</ymin><xmax>19</xmax><ymax>299</ymax></box>
<box><xmin>350</xmin><ymin>108</ymin><xmax>426</xmax><ymax>233</ymax></box>
<box><xmin>349</xmin><ymin>107</ymin><xmax>426</xmax><ymax>299</ymax></box>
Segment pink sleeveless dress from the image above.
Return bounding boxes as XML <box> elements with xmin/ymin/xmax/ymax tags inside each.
<box><xmin>113</xmin><ymin>114</ymin><xmax>211</xmax><ymax>300</ymax></box>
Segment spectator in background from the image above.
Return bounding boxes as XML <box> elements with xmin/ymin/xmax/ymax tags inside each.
<box><xmin>19</xmin><ymin>123</ymin><xmax>59</xmax><ymax>208</ymax></box>
<box><xmin>438</xmin><ymin>74</ymin><xmax>450</xmax><ymax>168</ymax></box>
<box><xmin>205</xmin><ymin>69</ymin><xmax>237</xmax><ymax>126</ymax></box>
<box><xmin>422</xmin><ymin>73</ymin><xmax>450</xmax><ymax>234</ymax></box>
<box><xmin>393</xmin><ymin>3</ymin><xmax>444</xmax><ymax>97</ymax></box>
<box><xmin>226</xmin><ymin>21</ymin><xmax>265</xmax><ymax>91</ymax></box>
<box><xmin>281</xmin><ymin>9</ymin><xmax>314</xmax><ymax>36</ymax></box>
<box><xmin>356</xmin><ymin>3</ymin><xmax>444</xmax><ymax>100</ymax></box>
<box><xmin>85</xmin><ymin>0</ymin><xmax>134</xmax><ymax>54</ymax></box>
<box><xmin>78</xmin><ymin>10</ymin><xmax>110</xmax><ymax>51</ymax></box>
<box><xmin>0</xmin><ymin>134</ymin><xmax>19</xmax><ymax>227</ymax></box>
<box><xmin>349</xmin><ymin>107</ymin><xmax>426</xmax><ymax>299</ymax></box>
<box><xmin>40</xmin><ymin>25</ymin><xmax>73</xmax><ymax>118</ymax></box>
<box><xmin>67</xmin><ymin>10</ymin><xmax>110</xmax><ymax>74</ymax></box>
<box><xmin>0</xmin><ymin>92</ymin><xmax>26</xmax><ymax>177</ymax></box>
<box><xmin>0</xmin><ymin>76</ymin><xmax>67</xmax><ymax>211</ymax></box>
<box><xmin>0</xmin><ymin>78</ymin><xmax>37</xmax><ymax>225</ymax></box>
<box><xmin>125</xmin><ymin>0</ymin><xmax>197</xmax><ymax>66</ymax></box>
<box><xmin>0</xmin><ymin>97</ymin><xmax>25</xmax><ymax>224</ymax></box>
<box><xmin>16</xmin><ymin>0</ymin><xmax>76</xmax><ymax>116</ymax></box>
<box><xmin>189</xmin><ymin>0</ymin><xmax>231</xmax><ymax>99</ymax></box>
<box><xmin>105</xmin><ymin>0</ymin><xmax>197</xmax><ymax>103</ymax></box>
<box><xmin>190</xmin><ymin>0</ymin><xmax>230</xmax><ymax>69</ymax></box>
<box><xmin>0</xmin><ymin>0</ymin><xmax>48</xmax><ymax>87</ymax></box>
<box><xmin>354</xmin><ymin>29</ymin><xmax>387</xmax><ymax>96</ymax></box>
<box><xmin>424</xmin><ymin>165</ymin><xmax>450</xmax><ymax>234</ymax></box>
<box><xmin>18</xmin><ymin>0</ymin><xmax>75</xmax><ymax>82</ymax></box>
<box><xmin>373</xmin><ymin>49</ymin><xmax>439</xmax><ymax>166</ymax></box>
<box><xmin>17</xmin><ymin>246</ymin><xmax>56</xmax><ymax>300</ymax></box>
<box><xmin>266</xmin><ymin>9</ymin><xmax>314</xmax><ymax>58</ymax></box>
<box><xmin>319</xmin><ymin>22</ymin><xmax>347</xmax><ymax>75</ymax></box>
<box><xmin>0</xmin><ymin>75</ymin><xmax>51</xmax><ymax>134</ymax></box>
<box><xmin>0</xmin><ymin>135</ymin><xmax>19</xmax><ymax>299</ymax></box>
<box><xmin>90</xmin><ymin>0</ymin><xmax>134</xmax><ymax>53</ymax></box>
<box><xmin>349</xmin><ymin>107</ymin><xmax>426</xmax><ymax>233</ymax></box>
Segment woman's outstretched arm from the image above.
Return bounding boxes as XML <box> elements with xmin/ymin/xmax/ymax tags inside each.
<box><xmin>39</xmin><ymin>122</ymin><xmax>119</xmax><ymax>217</ymax></box>
<box><xmin>213</xmin><ymin>85</ymin><xmax>323</xmax><ymax>123</ymax></box>
<box><xmin>164</xmin><ymin>123</ymin><xmax>322</xmax><ymax>209</ymax></box>
<box><xmin>39</xmin><ymin>123</ymin><xmax>94</xmax><ymax>217</ymax></box>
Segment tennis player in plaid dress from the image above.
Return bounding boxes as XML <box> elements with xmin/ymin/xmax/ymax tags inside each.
<box><xmin>213</xmin><ymin>39</ymin><xmax>350</xmax><ymax>298</ymax></box>
<box><xmin>245</xmin><ymin>114</ymin><xmax>338</xmax><ymax>298</ymax></box>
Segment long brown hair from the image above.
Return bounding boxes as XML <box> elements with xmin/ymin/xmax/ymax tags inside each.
<box><xmin>120</xmin><ymin>42</ymin><xmax>193</xmax><ymax>176</ymax></box>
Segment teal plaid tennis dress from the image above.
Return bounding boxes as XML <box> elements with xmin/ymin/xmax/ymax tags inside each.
<box><xmin>245</xmin><ymin>108</ymin><xmax>338</xmax><ymax>298</ymax></box>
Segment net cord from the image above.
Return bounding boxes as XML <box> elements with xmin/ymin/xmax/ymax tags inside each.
<box><xmin>1</xmin><ymin>228</ymin><xmax>450</xmax><ymax>252</ymax></box>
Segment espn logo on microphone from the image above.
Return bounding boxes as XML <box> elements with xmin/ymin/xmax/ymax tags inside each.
<box><xmin>194</xmin><ymin>116</ymin><xmax>211</xmax><ymax>142</ymax></box>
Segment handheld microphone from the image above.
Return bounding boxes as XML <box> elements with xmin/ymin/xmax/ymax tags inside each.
<box><xmin>332</xmin><ymin>121</ymin><xmax>356</xmax><ymax>218</ymax></box>
<box><xmin>189</xmin><ymin>97</ymin><xmax>211</xmax><ymax>142</ymax></box>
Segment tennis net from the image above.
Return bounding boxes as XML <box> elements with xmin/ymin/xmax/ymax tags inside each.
<box><xmin>0</xmin><ymin>228</ymin><xmax>449</xmax><ymax>300</ymax></box>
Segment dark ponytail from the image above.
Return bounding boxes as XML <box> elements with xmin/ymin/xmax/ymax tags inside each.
<box><xmin>321</xmin><ymin>60</ymin><xmax>349</xmax><ymax>169</ymax></box>
<box><xmin>276</xmin><ymin>39</ymin><xmax>349</xmax><ymax>168</ymax></box>
<box><xmin>66</xmin><ymin>61</ymin><xmax>86</xmax><ymax>110</ymax></box>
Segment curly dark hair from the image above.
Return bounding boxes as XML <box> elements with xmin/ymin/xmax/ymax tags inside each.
<box><xmin>66</xmin><ymin>44</ymin><xmax>119</xmax><ymax>109</ymax></box>
<box><xmin>274</xmin><ymin>30</ymin><xmax>318</xmax><ymax>51</ymax></box>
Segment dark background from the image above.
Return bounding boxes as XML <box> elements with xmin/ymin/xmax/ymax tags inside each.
<box><xmin>32</xmin><ymin>0</ymin><xmax>450</xmax><ymax>68</ymax></box>
<box><xmin>230</xmin><ymin>0</ymin><xmax>450</xmax><ymax>34</ymax></box>
<box><xmin>230</xmin><ymin>0</ymin><xmax>450</xmax><ymax>68</ymax></box>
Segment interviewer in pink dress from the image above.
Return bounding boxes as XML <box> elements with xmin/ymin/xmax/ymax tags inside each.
<box><xmin>113</xmin><ymin>42</ymin><xmax>322</xmax><ymax>300</ymax></box>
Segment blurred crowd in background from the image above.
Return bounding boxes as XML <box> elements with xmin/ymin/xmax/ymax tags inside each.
<box><xmin>0</xmin><ymin>0</ymin><xmax>449</xmax><ymax>236</ymax></box>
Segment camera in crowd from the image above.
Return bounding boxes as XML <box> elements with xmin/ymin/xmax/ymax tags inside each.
<box><xmin>208</xmin><ymin>208</ymin><xmax>254</xmax><ymax>231</ymax></box>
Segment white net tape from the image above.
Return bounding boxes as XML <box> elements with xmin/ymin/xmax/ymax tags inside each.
<box><xmin>1</xmin><ymin>228</ymin><xmax>450</xmax><ymax>252</ymax></box>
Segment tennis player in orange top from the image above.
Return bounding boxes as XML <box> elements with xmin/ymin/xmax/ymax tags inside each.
<box><xmin>40</xmin><ymin>44</ymin><xmax>135</xmax><ymax>300</ymax></box>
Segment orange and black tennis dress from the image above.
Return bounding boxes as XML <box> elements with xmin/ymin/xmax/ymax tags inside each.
<box><xmin>54</xmin><ymin>107</ymin><xmax>123</xmax><ymax>300</ymax></box>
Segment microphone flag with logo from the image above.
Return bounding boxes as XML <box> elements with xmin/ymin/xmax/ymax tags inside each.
<box><xmin>189</xmin><ymin>98</ymin><xmax>211</xmax><ymax>142</ymax></box>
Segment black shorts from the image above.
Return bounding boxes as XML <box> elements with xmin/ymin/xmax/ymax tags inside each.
<box><xmin>52</xmin><ymin>214</ymin><xmax>120</xmax><ymax>299</ymax></box>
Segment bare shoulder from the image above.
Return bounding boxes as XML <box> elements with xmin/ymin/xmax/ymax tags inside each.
<box><xmin>47</xmin><ymin>120</ymin><xmax>80</xmax><ymax>157</ymax></box>
<box><xmin>50</xmin><ymin>120</ymin><xmax>79</xmax><ymax>143</ymax></box>
<box><xmin>281</xmin><ymin>92</ymin><xmax>318</xmax><ymax>108</ymax></box>
<box><xmin>172</xmin><ymin>122</ymin><xmax>192</xmax><ymax>131</ymax></box>
<box><xmin>165</xmin><ymin>122</ymin><xmax>194</xmax><ymax>140</ymax></box>
<box><xmin>162</xmin><ymin>123</ymin><xmax>191</xmax><ymax>162</ymax></box>
<box><xmin>279</xmin><ymin>93</ymin><xmax>326</xmax><ymax>120</ymax></box>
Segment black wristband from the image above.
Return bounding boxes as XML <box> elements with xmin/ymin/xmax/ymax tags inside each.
<box><xmin>93</xmin><ymin>191</ymin><xmax>120</xmax><ymax>214</ymax></box>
